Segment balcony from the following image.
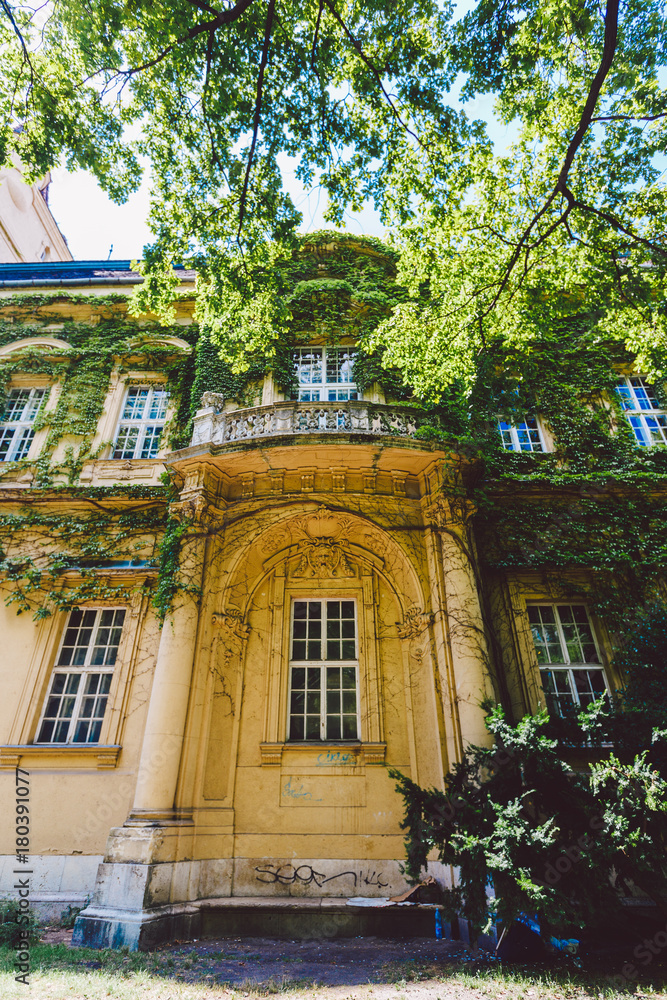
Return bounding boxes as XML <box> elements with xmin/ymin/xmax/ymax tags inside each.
<box><xmin>191</xmin><ymin>398</ymin><xmax>422</xmax><ymax>448</ymax></box>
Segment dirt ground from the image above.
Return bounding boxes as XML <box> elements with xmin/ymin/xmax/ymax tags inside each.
<box><xmin>43</xmin><ymin>928</ymin><xmax>471</xmax><ymax>987</ymax></box>
<box><xmin>36</xmin><ymin>927</ymin><xmax>667</xmax><ymax>998</ymax></box>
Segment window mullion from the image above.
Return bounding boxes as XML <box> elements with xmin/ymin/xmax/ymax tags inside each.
<box><xmin>66</xmin><ymin>670</ymin><xmax>87</xmax><ymax>743</ymax></box>
<box><xmin>320</xmin><ymin>665</ymin><xmax>326</xmax><ymax>740</ymax></box>
<box><xmin>554</xmin><ymin>611</ymin><xmax>570</xmax><ymax>665</ymax></box>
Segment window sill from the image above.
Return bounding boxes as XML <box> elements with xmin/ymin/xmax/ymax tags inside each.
<box><xmin>0</xmin><ymin>744</ymin><xmax>122</xmax><ymax>770</ymax></box>
<box><xmin>260</xmin><ymin>742</ymin><xmax>386</xmax><ymax>766</ymax></box>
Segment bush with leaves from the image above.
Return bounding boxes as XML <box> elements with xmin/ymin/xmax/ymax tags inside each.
<box><xmin>0</xmin><ymin>899</ymin><xmax>39</xmax><ymax>948</ymax></box>
<box><xmin>390</xmin><ymin>706</ymin><xmax>667</xmax><ymax>947</ymax></box>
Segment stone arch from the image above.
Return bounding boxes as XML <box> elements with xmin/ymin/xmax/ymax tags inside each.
<box><xmin>127</xmin><ymin>334</ymin><xmax>192</xmax><ymax>354</ymax></box>
<box><xmin>0</xmin><ymin>336</ymin><xmax>71</xmax><ymax>356</ymax></box>
<box><xmin>216</xmin><ymin>502</ymin><xmax>426</xmax><ymax>621</ymax></box>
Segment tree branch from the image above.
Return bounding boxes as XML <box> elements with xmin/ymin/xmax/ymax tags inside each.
<box><xmin>119</xmin><ymin>0</ymin><xmax>257</xmax><ymax>79</ymax></box>
<box><xmin>236</xmin><ymin>0</ymin><xmax>275</xmax><ymax>240</ymax></box>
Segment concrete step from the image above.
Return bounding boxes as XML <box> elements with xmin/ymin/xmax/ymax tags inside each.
<box><xmin>198</xmin><ymin>897</ymin><xmax>444</xmax><ymax>940</ymax></box>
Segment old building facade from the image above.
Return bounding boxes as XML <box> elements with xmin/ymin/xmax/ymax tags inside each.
<box><xmin>0</xmin><ymin>244</ymin><xmax>630</xmax><ymax>948</ymax></box>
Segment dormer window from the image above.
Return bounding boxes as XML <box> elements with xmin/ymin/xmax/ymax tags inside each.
<box><xmin>0</xmin><ymin>387</ymin><xmax>46</xmax><ymax>461</ymax></box>
<box><xmin>615</xmin><ymin>376</ymin><xmax>667</xmax><ymax>447</ymax></box>
<box><xmin>294</xmin><ymin>348</ymin><xmax>358</xmax><ymax>402</ymax></box>
<box><xmin>497</xmin><ymin>417</ymin><xmax>545</xmax><ymax>452</ymax></box>
<box><xmin>113</xmin><ymin>386</ymin><xmax>169</xmax><ymax>460</ymax></box>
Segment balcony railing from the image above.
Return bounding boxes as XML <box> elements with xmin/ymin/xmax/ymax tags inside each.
<box><xmin>191</xmin><ymin>399</ymin><xmax>421</xmax><ymax>448</ymax></box>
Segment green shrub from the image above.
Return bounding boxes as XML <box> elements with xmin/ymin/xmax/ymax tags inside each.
<box><xmin>0</xmin><ymin>899</ymin><xmax>39</xmax><ymax>947</ymax></box>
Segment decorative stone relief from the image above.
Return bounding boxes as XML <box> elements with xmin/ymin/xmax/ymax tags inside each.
<box><xmin>396</xmin><ymin>605</ymin><xmax>434</xmax><ymax>638</ymax></box>
<box><xmin>330</xmin><ymin>468</ymin><xmax>346</xmax><ymax>492</ymax></box>
<box><xmin>292</xmin><ymin>539</ymin><xmax>355</xmax><ymax>579</ymax></box>
<box><xmin>269</xmin><ymin>470</ymin><xmax>284</xmax><ymax>494</ymax></box>
<box><xmin>424</xmin><ymin>494</ymin><xmax>474</xmax><ymax>530</ymax></box>
<box><xmin>240</xmin><ymin>473</ymin><xmax>255</xmax><ymax>498</ymax></box>
<box><xmin>212</xmin><ymin>609</ymin><xmax>250</xmax><ymax>641</ymax></box>
<box><xmin>362</xmin><ymin>470</ymin><xmax>377</xmax><ymax>493</ymax></box>
<box><xmin>392</xmin><ymin>472</ymin><xmax>408</xmax><ymax>496</ymax></box>
<box><xmin>289</xmin><ymin>505</ymin><xmax>356</xmax><ymax>579</ymax></box>
<box><xmin>200</xmin><ymin>391</ymin><xmax>226</xmax><ymax>412</ymax></box>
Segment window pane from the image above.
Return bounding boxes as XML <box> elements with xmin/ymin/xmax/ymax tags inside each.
<box><xmin>140</xmin><ymin>426</ymin><xmax>163</xmax><ymax>459</ymax></box>
<box><xmin>497</xmin><ymin>420</ymin><xmax>514</xmax><ymax>450</ymax></box>
<box><xmin>122</xmin><ymin>388</ymin><xmax>149</xmax><ymax>419</ymax></box>
<box><xmin>113</xmin><ymin>425</ymin><xmax>139</xmax><ymax>459</ymax></box>
<box><xmin>294</xmin><ymin>349</ymin><xmax>323</xmax><ymax>386</ymax></box>
<box><xmin>541</xmin><ymin>668</ymin><xmax>575</xmax><ymax>717</ymax></box>
<box><xmin>292</xmin><ymin>601</ymin><xmax>322</xmax><ymax>659</ymax></box>
<box><xmin>148</xmin><ymin>390</ymin><xmax>169</xmax><ymax>420</ymax></box>
<box><xmin>12</xmin><ymin>428</ymin><xmax>34</xmax><ymax>460</ymax></box>
<box><xmin>326</xmin><ymin>716</ymin><xmax>342</xmax><ymax>739</ymax></box>
<box><xmin>289</xmin><ymin>664</ymin><xmax>322</xmax><ymax>741</ymax></box>
<box><xmin>342</xmin><ymin>715</ymin><xmax>358</xmax><ymax>739</ymax></box>
<box><xmin>528</xmin><ymin>606</ymin><xmax>564</xmax><ymax>663</ymax></box>
<box><xmin>290</xmin><ymin>716</ymin><xmax>304</xmax><ymax>740</ymax></box>
<box><xmin>306</xmin><ymin>716</ymin><xmax>321</xmax><ymax>739</ymax></box>
<box><xmin>326</xmin><ymin>349</ymin><xmax>356</xmax><ymax>385</ymax></box>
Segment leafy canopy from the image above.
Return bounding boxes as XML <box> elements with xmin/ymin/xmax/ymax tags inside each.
<box><xmin>1</xmin><ymin>0</ymin><xmax>667</xmax><ymax>393</ymax></box>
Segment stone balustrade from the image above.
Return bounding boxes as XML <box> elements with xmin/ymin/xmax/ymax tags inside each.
<box><xmin>191</xmin><ymin>399</ymin><xmax>421</xmax><ymax>447</ymax></box>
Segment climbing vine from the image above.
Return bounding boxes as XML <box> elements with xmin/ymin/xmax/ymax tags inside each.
<box><xmin>1</xmin><ymin>238</ymin><xmax>667</xmax><ymax>730</ymax></box>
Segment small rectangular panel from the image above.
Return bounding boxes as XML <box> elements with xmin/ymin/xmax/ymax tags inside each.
<box><xmin>279</xmin><ymin>774</ymin><xmax>365</xmax><ymax>808</ymax></box>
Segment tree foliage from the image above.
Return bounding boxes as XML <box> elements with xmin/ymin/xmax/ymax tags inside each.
<box><xmin>390</xmin><ymin>706</ymin><xmax>667</xmax><ymax>945</ymax></box>
<box><xmin>1</xmin><ymin>0</ymin><xmax>666</xmax><ymax>397</ymax></box>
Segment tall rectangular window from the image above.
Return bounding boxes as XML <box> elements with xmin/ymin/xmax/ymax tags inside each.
<box><xmin>293</xmin><ymin>348</ymin><xmax>358</xmax><ymax>402</ymax></box>
<box><xmin>0</xmin><ymin>388</ymin><xmax>46</xmax><ymax>461</ymax></box>
<box><xmin>616</xmin><ymin>376</ymin><xmax>667</xmax><ymax>447</ymax></box>
<box><xmin>36</xmin><ymin>608</ymin><xmax>126</xmax><ymax>744</ymax></box>
<box><xmin>527</xmin><ymin>604</ymin><xmax>608</xmax><ymax>716</ymax></box>
<box><xmin>497</xmin><ymin>417</ymin><xmax>545</xmax><ymax>452</ymax></box>
<box><xmin>113</xmin><ymin>386</ymin><xmax>169</xmax><ymax>459</ymax></box>
<box><xmin>288</xmin><ymin>599</ymin><xmax>359</xmax><ymax>740</ymax></box>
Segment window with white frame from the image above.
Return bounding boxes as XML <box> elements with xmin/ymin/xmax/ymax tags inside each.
<box><xmin>113</xmin><ymin>386</ymin><xmax>169</xmax><ymax>459</ymax></box>
<box><xmin>0</xmin><ymin>387</ymin><xmax>46</xmax><ymax>461</ymax></box>
<box><xmin>615</xmin><ymin>376</ymin><xmax>667</xmax><ymax>447</ymax></box>
<box><xmin>497</xmin><ymin>417</ymin><xmax>545</xmax><ymax>452</ymax></box>
<box><xmin>288</xmin><ymin>599</ymin><xmax>359</xmax><ymax>740</ymax></box>
<box><xmin>36</xmin><ymin>608</ymin><xmax>126</xmax><ymax>744</ymax></box>
<box><xmin>527</xmin><ymin>604</ymin><xmax>608</xmax><ymax>716</ymax></box>
<box><xmin>293</xmin><ymin>348</ymin><xmax>358</xmax><ymax>402</ymax></box>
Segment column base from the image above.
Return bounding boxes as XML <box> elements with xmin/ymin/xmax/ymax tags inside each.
<box><xmin>73</xmin><ymin>901</ymin><xmax>200</xmax><ymax>951</ymax></box>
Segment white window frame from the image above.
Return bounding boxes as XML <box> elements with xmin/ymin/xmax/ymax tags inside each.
<box><xmin>35</xmin><ymin>607</ymin><xmax>126</xmax><ymax>744</ymax></box>
<box><xmin>293</xmin><ymin>347</ymin><xmax>358</xmax><ymax>402</ymax></box>
<box><xmin>527</xmin><ymin>603</ymin><xmax>609</xmax><ymax>717</ymax></box>
<box><xmin>615</xmin><ymin>376</ymin><xmax>667</xmax><ymax>447</ymax></box>
<box><xmin>287</xmin><ymin>598</ymin><xmax>360</xmax><ymax>741</ymax></box>
<box><xmin>113</xmin><ymin>385</ymin><xmax>169</xmax><ymax>460</ymax></box>
<box><xmin>0</xmin><ymin>387</ymin><xmax>46</xmax><ymax>461</ymax></box>
<box><xmin>497</xmin><ymin>416</ymin><xmax>545</xmax><ymax>453</ymax></box>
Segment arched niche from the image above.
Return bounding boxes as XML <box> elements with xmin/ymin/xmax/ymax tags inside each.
<box><xmin>127</xmin><ymin>335</ymin><xmax>192</xmax><ymax>354</ymax></box>
<box><xmin>0</xmin><ymin>336</ymin><xmax>71</xmax><ymax>356</ymax></box>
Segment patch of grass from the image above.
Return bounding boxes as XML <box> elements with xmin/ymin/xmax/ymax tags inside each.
<box><xmin>380</xmin><ymin>956</ymin><xmax>667</xmax><ymax>998</ymax></box>
<box><xmin>1</xmin><ymin>942</ymin><xmax>666</xmax><ymax>1000</ymax></box>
